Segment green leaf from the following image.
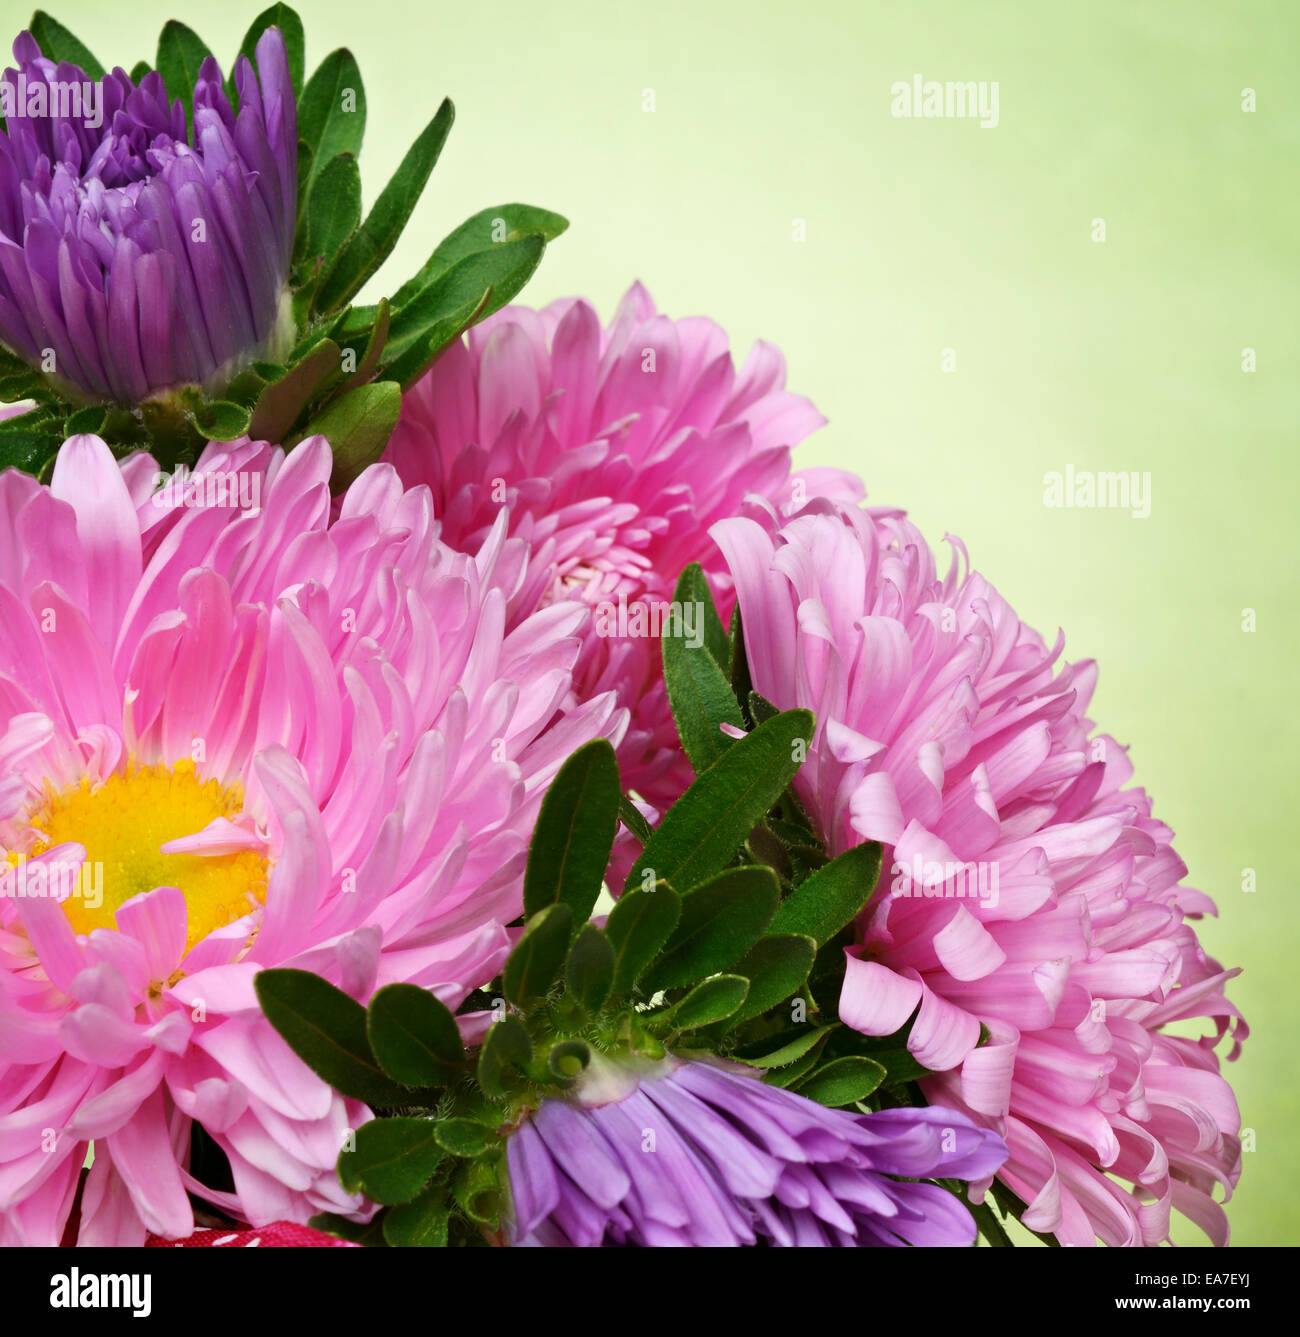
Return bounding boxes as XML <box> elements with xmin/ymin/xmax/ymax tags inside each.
<box><xmin>236</xmin><ymin>5</ymin><xmax>305</xmax><ymax>95</ymax></box>
<box><xmin>618</xmin><ymin>796</ymin><xmax>652</xmax><ymax>846</ymax></box>
<box><xmin>522</xmin><ymin>738</ymin><xmax>619</xmax><ymax>924</ymax></box>
<box><xmin>675</xmin><ymin>562</ymin><xmax>730</xmax><ymax>669</ymax></box>
<box><xmin>737</xmin><ymin>1024</ymin><xmax>833</xmax><ymax>1070</ymax></box>
<box><xmin>565</xmin><ymin>923</ymin><xmax>615</xmax><ymax>1014</ymax></box>
<box><xmin>192</xmin><ymin>399</ymin><xmax>251</xmax><ymax>441</ymax></box>
<box><xmin>156</xmin><ymin>21</ymin><xmax>214</xmax><ymax>137</ymax></box>
<box><xmin>604</xmin><ymin>881</ymin><xmax>681</xmax><ymax>994</ymax></box>
<box><xmin>379</xmin><ymin>288</ymin><xmax>490</xmax><ymax>390</ymax></box>
<box><xmin>642</xmin><ymin>866</ymin><xmax>779</xmax><ymax>993</ymax></box>
<box><xmin>762</xmin><ymin>1046</ymin><xmax>824</xmax><ymax>1088</ymax></box>
<box><xmin>298</xmin><ymin>49</ymin><xmax>366</xmax><ymax>196</ymax></box>
<box><xmin>339</xmin><ymin>1117</ymin><xmax>444</xmax><ymax>1205</ymax></box>
<box><xmin>476</xmin><ymin>1015</ymin><xmax>532</xmax><ymax>1101</ymax></box>
<box><xmin>390</xmin><ymin>203</ymin><xmax>569</xmax><ymax>310</ymax></box>
<box><xmin>502</xmin><ymin>904</ymin><xmax>573</xmax><ymax>1007</ymax></box>
<box><xmin>295</xmin><ymin>379</ymin><xmax>401</xmax><ymax>486</ymax></box>
<box><xmin>64</xmin><ymin>406</ymin><xmax>106</xmax><ymax>436</ymax></box>
<box><xmin>315</xmin><ymin>99</ymin><xmax>455</xmax><ymax>312</ymax></box>
<box><xmin>366</xmin><ymin>983</ymin><xmax>464</xmax><ymax>1087</ymax></box>
<box><xmin>255</xmin><ymin>969</ymin><xmax>411</xmax><ymax>1107</ymax></box>
<box><xmin>29</xmin><ymin>11</ymin><xmax>105</xmax><ymax>79</ymax></box>
<box><xmin>128</xmin><ymin>60</ymin><xmax>152</xmax><ymax>84</ymax></box>
<box><xmin>432</xmin><ymin>1118</ymin><xmax>499</xmax><ymax>1158</ymax></box>
<box><xmin>662</xmin><ymin>565</ymin><xmax>744</xmax><ymax>775</ymax></box>
<box><xmin>768</xmin><ymin>841</ymin><xmax>883</xmax><ymax>946</ymax></box>
<box><xmin>971</xmin><ymin>1200</ymin><xmax>1013</xmax><ymax>1247</ymax></box>
<box><xmin>301</xmin><ymin>153</ymin><xmax>362</xmax><ymax>265</ymax></box>
<box><xmin>660</xmin><ymin>974</ymin><xmax>749</xmax><ymax>1030</ymax></box>
<box><xmin>380</xmin><ymin>235</ymin><xmax>542</xmax><ymax>375</ymax></box>
<box><xmin>248</xmin><ymin>339</ymin><xmax>340</xmax><ymax>442</ymax></box>
<box><xmin>335</xmin><ymin>298</ymin><xmax>390</xmax><ymax>394</ymax></box>
<box><xmin>383</xmin><ymin>1181</ymin><xmax>450</xmax><ymax>1247</ymax></box>
<box><xmin>796</xmin><ymin>1055</ymin><xmax>886</xmax><ymax>1107</ymax></box>
<box><xmin>729</xmin><ymin>934</ymin><xmax>816</xmax><ymax>1025</ymax></box>
<box><xmin>624</xmin><ymin>708</ymin><xmax>814</xmax><ymax>896</ymax></box>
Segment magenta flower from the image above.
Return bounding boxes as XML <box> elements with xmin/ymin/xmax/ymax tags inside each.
<box><xmin>0</xmin><ymin>28</ymin><xmax>296</xmax><ymax>402</ymax></box>
<box><xmin>712</xmin><ymin>500</ymin><xmax>1245</xmax><ymax>1246</ymax></box>
<box><xmin>0</xmin><ymin>435</ymin><xmax>624</xmax><ymax>1245</ymax></box>
<box><xmin>506</xmin><ymin>1055</ymin><xmax>1007</xmax><ymax>1246</ymax></box>
<box><xmin>386</xmin><ymin>283</ymin><xmax>861</xmax><ymax>813</ymax></box>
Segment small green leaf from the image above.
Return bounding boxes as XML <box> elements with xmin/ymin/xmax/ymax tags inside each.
<box><xmin>618</xmin><ymin>796</ymin><xmax>652</xmax><ymax>846</ymax></box>
<box><xmin>476</xmin><ymin>1015</ymin><xmax>532</xmax><ymax>1101</ymax></box>
<box><xmin>390</xmin><ymin>203</ymin><xmax>569</xmax><ymax>310</ymax></box>
<box><xmin>797</xmin><ymin>1055</ymin><xmax>887</xmax><ymax>1107</ymax></box>
<box><xmin>660</xmin><ymin>974</ymin><xmax>749</xmax><ymax>1030</ymax></box>
<box><xmin>383</xmin><ymin>1181</ymin><xmax>450</xmax><ymax>1247</ymax></box>
<box><xmin>522</xmin><ymin>738</ymin><xmax>620</xmax><ymax>924</ymax></box>
<box><xmin>769</xmin><ymin>841</ymin><xmax>883</xmax><ymax>946</ymax></box>
<box><xmin>65</xmin><ymin>406</ymin><xmax>106</xmax><ymax>435</ymax></box>
<box><xmin>502</xmin><ymin>904</ymin><xmax>573</xmax><ymax>1006</ymax></box>
<box><xmin>565</xmin><ymin>923</ymin><xmax>615</xmax><ymax>1014</ymax></box>
<box><xmin>254</xmin><ymin>969</ymin><xmax>412</xmax><ymax>1107</ymax></box>
<box><xmin>236</xmin><ymin>5</ymin><xmax>305</xmax><ymax>96</ymax></box>
<box><xmin>192</xmin><ymin>399</ymin><xmax>251</xmax><ymax>441</ymax></box>
<box><xmin>432</xmin><ymin>1118</ymin><xmax>499</xmax><ymax>1158</ymax></box>
<box><xmin>366</xmin><ymin>983</ymin><xmax>464</xmax><ymax>1087</ymax></box>
<box><xmin>248</xmin><ymin>339</ymin><xmax>340</xmax><ymax>442</ymax></box>
<box><xmin>737</xmin><ymin>1024</ymin><xmax>833</xmax><ymax>1070</ymax></box>
<box><xmin>662</xmin><ymin>565</ymin><xmax>744</xmax><ymax>775</ymax></box>
<box><xmin>729</xmin><ymin>934</ymin><xmax>817</xmax><ymax>1025</ymax></box>
<box><xmin>380</xmin><ymin>289</ymin><xmax>490</xmax><ymax>390</ymax></box>
<box><xmin>624</xmin><ymin>709</ymin><xmax>814</xmax><ymax>896</ymax></box>
<box><xmin>339</xmin><ymin>1117</ymin><xmax>444</xmax><ymax>1205</ymax></box>
<box><xmin>335</xmin><ymin>298</ymin><xmax>390</xmax><ymax>394</ymax></box>
<box><xmin>642</xmin><ymin>866</ymin><xmax>779</xmax><ymax>993</ymax></box>
<box><xmin>156</xmin><ymin>21</ymin><xmax>214</xmax><ymax>137</ymax></box>
<box><xmin>301</xmin><ymin>153</ymin><xmax>362</xmax><ymax>265</ymax></box>
<box><xmin>604</xmin><ymin>881</ymin><xmax>681</xmax><ymax>994</ymax></box>
<box><xmin>29</xmin><ymin>11</ymin><xmax>105</xmax><ymax>79</ymax></box>
<box><xmin>298</xmin><ymin>49</ymin><xmax>366</xmax><ymax>195</ymax></box>
<box><xmin>295</xmin><ymin>379</ymin><xmax>401</xmax><ymax>486</ymax></box>
<box><xmin>315</xmin><ymin>99</ymin><xmax>455</xmax><ymax>312</ymax></box>
<box><xmin>128</xmin><ymin>60</ymin><xmax>152</xmax><ymax>84</ymax></box>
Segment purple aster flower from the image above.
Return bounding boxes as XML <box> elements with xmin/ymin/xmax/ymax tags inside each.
<box><xmin>0</xmin><ymin>27</ymin><xmax>296</xmax><ymax>403</ymax></box>
<box><xmin>505</xmin><ymin>1055</ymin><xmax>1008</xmax><ymax>1246</ymax></box>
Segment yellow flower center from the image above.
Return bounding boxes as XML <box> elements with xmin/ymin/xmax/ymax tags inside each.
<box><xmin>25</xmin><ymin>760</ymin><xmax>268</xmax><ymax>951</ymax></box>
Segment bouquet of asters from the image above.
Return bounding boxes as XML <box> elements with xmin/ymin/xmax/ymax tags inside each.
<box><xmin>0</xmin><ymin>7</ymin><xmax>1244</xmax><ymax>1251</ymax></box>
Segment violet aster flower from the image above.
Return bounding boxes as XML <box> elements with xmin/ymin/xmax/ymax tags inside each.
<box><xmin>0</xmin><ymin>27</ymin><xmax>296</xmax><ymax>403</ymax></box>
<box><xmin>506</xmin><ymin>1055</ymin><xmax>1007</xmax><ymax>1246</ymax></box>
<box><xmin>712</xmin><ymin>499</ymin><xmax>1246</xmax><ymax>1246</ymax></box>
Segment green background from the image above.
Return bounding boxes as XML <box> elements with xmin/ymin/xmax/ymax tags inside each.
<box><xmin>31</xmin><ymin>0</ymin><xmax>1297</xmax><ymax>1245</ymax></box>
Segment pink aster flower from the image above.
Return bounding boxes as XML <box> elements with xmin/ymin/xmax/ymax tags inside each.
<box><xmin>385</xmin><ymin>283</ymin><xmax>861</xmax><ymax>815</ymax></box>
<box><xmin>712</xmin><ymin>499</ymin><xmax>1245</xmax><ymax>1247</ymax></box>
<box><xmin>0</xmin><ymin>434</ymin><xmax>625</xmax><ymax>1245</ymax></box>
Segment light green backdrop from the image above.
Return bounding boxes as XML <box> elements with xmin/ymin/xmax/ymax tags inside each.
<box><xmin>29</xmin><ymin>0</ymin><xmax>1297</xmax><ymax>1245</ymax></box>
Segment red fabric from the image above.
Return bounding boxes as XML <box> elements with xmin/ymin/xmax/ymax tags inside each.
<box><xmin>145</xmin><ymin>1221</ymin><xmax>356</xmax><ymax>1247</ymax></box>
